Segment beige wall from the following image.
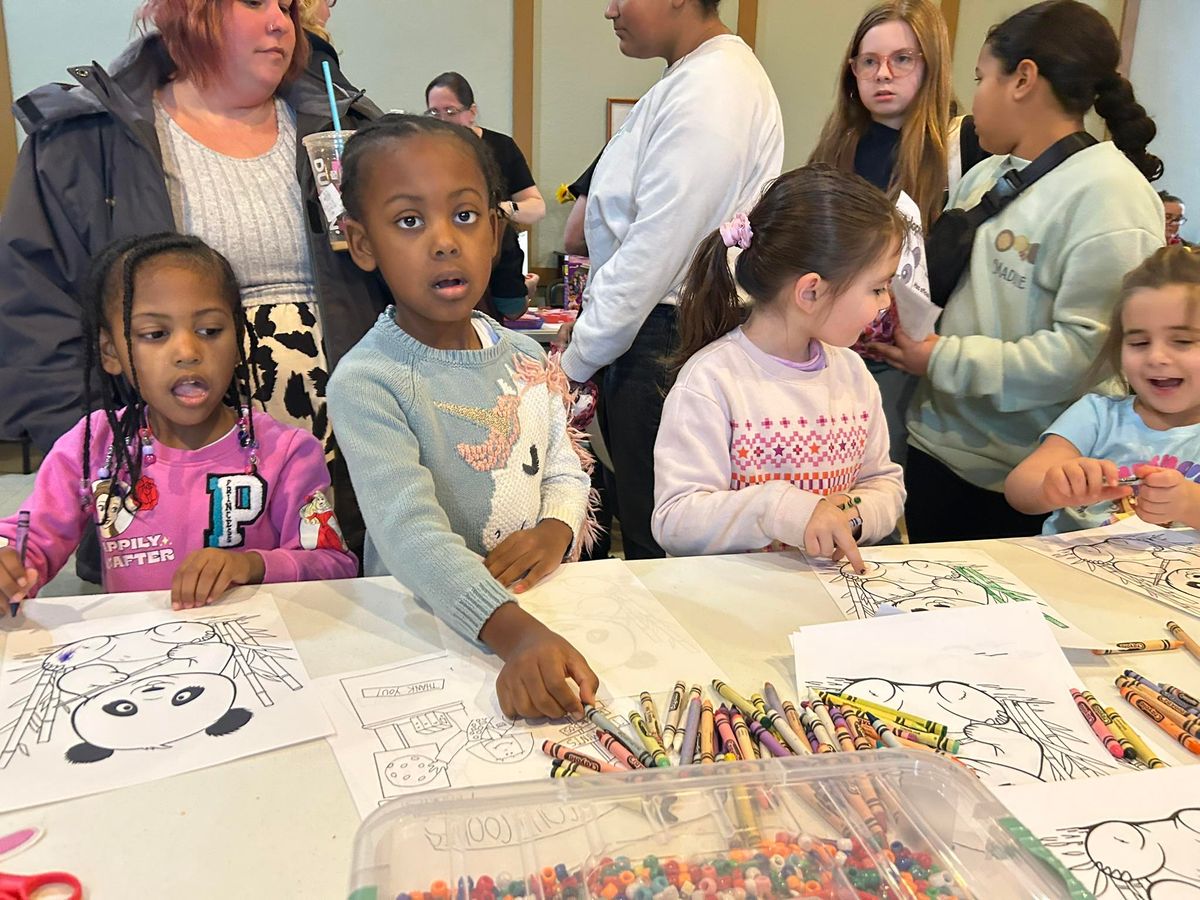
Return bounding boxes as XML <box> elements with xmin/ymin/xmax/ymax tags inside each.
<box><xmin>530</xmin><ymin>1</ymin><xmax>740</xmax><ymax>267</ymax></box>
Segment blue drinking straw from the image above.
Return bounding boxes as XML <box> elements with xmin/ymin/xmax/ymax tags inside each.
<box><xmin>321</xmin><ymin>61</ymin><xmax>343</xmax><ymax>133</ymax></box>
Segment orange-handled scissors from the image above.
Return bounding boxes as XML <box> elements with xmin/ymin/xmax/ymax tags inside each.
<box><xmin>0</xmin><ymin>869</ymin><xmax>82</xmax><ymax>900</ymax></box>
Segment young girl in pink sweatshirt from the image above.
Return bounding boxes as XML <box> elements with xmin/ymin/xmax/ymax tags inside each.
<box><xmin>0</xmin><ymin>234</ymin><xmax>357</xmax><ymax>613</ymax></box>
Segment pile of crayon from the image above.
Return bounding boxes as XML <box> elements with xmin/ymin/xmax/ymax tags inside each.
<box><xmin>541</xmin><ymin>680</ymin><xmax>971</xmax><ymax>781</ymax></box>
<box><xmin>390</xmin><ymin>833</ymin><xmax>963</xmax><ymax>900</ymax></box>
<box><xmin>1087</xmin><ymin>619</ymin><xmax>1200</xmax><ymax>763</ymax></box>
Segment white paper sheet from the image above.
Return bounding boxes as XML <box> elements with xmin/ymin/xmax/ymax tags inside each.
<box><xmin>808</xmin><ymin>546</ymin><xmax>1106</xmax><ymax>650</ymax></box>
<box><xmin>436</xmin><ymin>558</ymin><xmax>725</xmax><ymax>697</ymax></box>
<box><xmin>891</xmin><ymin>191</ymin><xmax>940</xmax><ymax>340</ymax></box>
<box><xmin>790</xmin><ymin>604</ymin><xmax>1123</xmax><ymax>791</ymax></box>
<box><xmin>1014</xmin><ymin>518</ymin><xmax>1200</xmax><ymax>618</ymax></box>
<box><xmin>1001</xmin><ymin>766</ymin><xmax>1200</xmax><ymax>897</ymax></box>
<box><xmin>0</xmin><ymin>593</ymin><xmax>329</xmax><ymax>812</ymax></box>
<box><xmin>317</xmin><ymin>652</ymin><xmax>649</xmax><ymax>818</ymax></box>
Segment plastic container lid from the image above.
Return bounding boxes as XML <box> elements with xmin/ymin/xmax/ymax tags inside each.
<box><xmin>348</xmin><ymin>750</ymin><xmax>1083</xmax><ymax>900</ymax></box>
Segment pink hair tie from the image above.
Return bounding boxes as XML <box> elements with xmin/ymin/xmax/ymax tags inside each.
<box><xmin>719</xmin><ymin>212</ymin><xmax>754</xmax><ymax>249</ymax></box>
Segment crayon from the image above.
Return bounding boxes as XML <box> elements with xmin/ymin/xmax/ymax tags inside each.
<box><xmin>550</xmin><ymin>758</ymin><xmax>590</xmax><ymax>778</ymax></box>
<box><xmin>1116</xmin><ymin>678</ymin><xmax>1200</xmax><ymax>732</ymax></box>
<box><xmin>661</xmin><ymin>681</ymin><xmax>687</xmax><ymax>750</ymax></box>
<box><xmin>798</xmin><ymin>703</ymin><xmax>836</xmax><ymax>753</ymax></box>
<box><xmin>675</xmin><ymin>685</ymin><xmax>703</xmax><ymax>753</ymax></box>
<box><xmin>762</xmin><ymin>683</ymin><xmax>811</xmax><ymax>755</ymax></box>
<box><xmin>1119</xmin><ymin>685</ymin><xmax>1200</xmax><ymax>754</ymax></box>
<box><xmin>1167</xmin><ymin>621</ymin><xmax>1200</xmax><ymax>663</ymax></box>
<box><xmin>807</xmin><ymin>694</ymin><xmax>842</xmax><ymax>748</ymax></box>
<box><xmin>639</xmin><ymin>691</ymin><xmax>664</xmax><ymax>744</ymax></box>
<box><xmin>541</xmin><ymin>740</ymin><xmax>623</xmax><ymax>773</ymax></box>
<box><xmin>679</xmin><ymin>689</ymin><xmax>704</xmax><ymax>765</ymax></box>
<box><xmin>827</xmin><ymin>705</ymin><xmax>857</xmax><ymax>753</ymax></box>
<box><xmin>729</xmin><ymin>708</ymin><xmax>758</xmax><ymax>760</ymax></box>
<box><xmin>715</xmin><ymin>680</ymin><xmax>809</xmax><ymax>756</ymax></box>
<box><xmin>1160</xmin><ymin>684</ymin><xmax>1200</xmax><ymax>715</ymax></box>
<box><xmin>1122</xmin><ymin>669</ymin><xmax>1167</xmax><ymax>695</ymax></box>
<box><xmin>1105</xmin><ymin>705</ymin><xmax>1167</xmax><ymax>769</ymax></box>
<box><xmin>1071</xmin><ymin>689</ymin><xmax>1124</xmax><ymax>759</ymax></box>
<box><xmin>630</xmin><ymin>711</ymin><xmax>671</xmax><ymax>767</ymax></box>
<box><xmin>11</xmin><ymin>510</ymin><xmax>29</xmax><ymax>618</ymax></box>
<box><xmin>596</xmin><ymin>731</ymin><xmax>645</xmax><ymax>770</ymax></box>
<box><xmin>746</xmin><ymin>717</ymin><xmax>790</xmax><ymax>758</ymax></box>
<box><xmin>841</xmin><ymin>707</ymin><xmax>876</xmax><ymax>751</ymax></box>
<box><xmin>1092</xmin><ymin>640</ymin><xmax>1183</xmax><ymax>654</ymax></box>
<box><xmin>861</xmin><ymin>711</ymin><xmax>902</xmax><ymax>749</ymax></box>
<box><xmin>820</xmin><ymin>691</ymin><xmax>949</xmax><ymax>738</ymax></box>
<box><xmin>699</xmin><ymin>700</ymin><xmax>715</xmax><ymax>764</ymax></box>
<box><xmin>714</xmin><ymin>706</ymin><xmax>741</xmax><ymax>760</ymax></box>
<box><xmin>1092</xmin><ymin>708</ymin><xmax>1136</xmax><ymax>761</ymax></box>
<box><xmin>585</xmin><ymin>705</ymin><xmax>655</xmax><ymax>768</ymax></box>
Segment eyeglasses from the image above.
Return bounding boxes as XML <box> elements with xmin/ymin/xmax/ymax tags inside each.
<box><xmin>1167</xmin><ymin>215</ymin><xmax>1189</xmax><ymax>226</ymax></box>
<box><xmin>849</xmin><ymin>48</ymin><xmax>923</xmax><ymax>78</ymax></box>
<box><xmin>327</xmin><ymin>0</ymin><xmax>337</xmax><ymax>7</ymax></box>
<box><xmin>425</xmin><ymin>106</ymin><xmax>468</xmax><ymax>119</ymax></box>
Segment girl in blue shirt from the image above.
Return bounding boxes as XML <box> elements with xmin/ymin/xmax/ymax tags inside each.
<box><xmin>1006</xmin><ymin>246</ymin><xmax>1200</xmax><ymax>533</ymax></box>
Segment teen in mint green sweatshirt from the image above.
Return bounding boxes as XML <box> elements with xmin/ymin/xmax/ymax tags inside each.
<box><xmin>873</xmin><ymin>0</ymin><xmax>1163</xmax><ymax>542</ymax></box>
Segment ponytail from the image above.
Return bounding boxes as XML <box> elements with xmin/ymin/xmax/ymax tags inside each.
<box><xmin>670</xmin><ymin>165</ymin><xmax>906</xmax><ymax>380</ymax></box>
<box><xmin>986</xmin><ymin>0</ymin><xmax>1161</xmax><ymax>181</ymax></box>
<box><xmin>671</xmin><ymin>231</ymin><xmax>744</xmax><ymax>379</ymax></box>
<box><xmin>1095</xmin><ymin>73</ymin><xmax>1162</xmax><ymax>182</ymax></box>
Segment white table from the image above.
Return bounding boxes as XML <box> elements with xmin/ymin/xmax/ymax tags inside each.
<box><xmin>1</xmin><ymin>539</ymin><xmax>1196</xmax><ymax>898</ymax></box>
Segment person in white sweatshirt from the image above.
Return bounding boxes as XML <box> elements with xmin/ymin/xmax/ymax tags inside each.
<box><xmin>652</xmin><ymin>166</ymin><xmax>907</xmax><ymax>568</ymax></box>
<box><xmin>871</xmin><ymin>0</ymin><xmax>1164</xmax><ymax>542</ymax></box>
<box><xmin>556</xmin><ymin>0</ymin><xmax>784</xmax><ymax>560</ymax></box>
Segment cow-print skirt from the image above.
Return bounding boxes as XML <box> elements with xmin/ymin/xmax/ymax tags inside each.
<box><xmin>245</xmin><ymin>301</ymin><xmax>333</xmax><ymax>458</ymax></box>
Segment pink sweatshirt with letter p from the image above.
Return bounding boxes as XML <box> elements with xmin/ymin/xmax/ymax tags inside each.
<box><xmin>0</xmin><ymin>410</ymin><xmax>357</xmax><ymax>595</ymax></box>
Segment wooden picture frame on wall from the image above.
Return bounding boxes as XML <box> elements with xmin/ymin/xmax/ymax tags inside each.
<box><xmin>606</xmin><ymin>98</ymin><xmax>637</xmax><ymax>140</ymax></box>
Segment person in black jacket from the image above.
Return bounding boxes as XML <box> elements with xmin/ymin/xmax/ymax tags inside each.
<box><xmin>0</xmin><ymin>0</ymin><xmax>384</xmax><ymax>574</ymax></box>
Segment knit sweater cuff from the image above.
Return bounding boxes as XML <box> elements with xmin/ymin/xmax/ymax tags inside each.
<box><xmin>453</xmin><ymin>578</ymin><xmax>517</xmax><ymax>646</ymax></box>
<box><xmin>769</xmin><ymin>484</ymin><xmax>822</xmax><ymax>548</ymax></box>
<box><xmin>540</xmin><ymin>498</ymin><xmax>588</xmax><ymax>552</ymax></box>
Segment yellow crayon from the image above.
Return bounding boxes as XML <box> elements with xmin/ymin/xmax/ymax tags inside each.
<box><xmin>630</xmin><ymin>711</ymin><xmax>671</xmax><ymax>767</ymax></box>
<box><xmin>1106</xmin><ymin>705</ymin><xmax>1167</xmax><ymax>769</ymax></box>
<box><xmin>699</xmin><ymin>700</ymin><xmax>716</xmax><ymax>765</ymax></box>
<box><xmin>820</xmin><ymin>691</ymin><xmax>949</xmax><ymax>738</ymax></box>
<box><xmin>640</xmin><ymin>691</ymin><xmax>664</xmax><ymax>744</ymax></box>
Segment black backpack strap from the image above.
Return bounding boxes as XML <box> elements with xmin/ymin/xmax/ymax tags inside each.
<box><xmin>967</xmin><ymin>132</ymin><xmax>1098</xmax><ymax>225</ymax></box>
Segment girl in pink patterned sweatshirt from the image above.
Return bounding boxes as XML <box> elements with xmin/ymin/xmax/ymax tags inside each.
<box><xmin>0</xmin><ymin>234</ymin><xmax>357</xmax><ymax>613</ymax></box>
<box><xmin>652</xmin><ymin>166</ymin><xmax>907</xmax><ymax>571</ymax></box>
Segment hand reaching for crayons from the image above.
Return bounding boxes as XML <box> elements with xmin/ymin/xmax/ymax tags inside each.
<box><xmin>804</xmin><ymin>499</ymin><xmax>866</xmax><ymax>574</ymax></box>
<box><xmin>480</xmin><ymin>603</ymin><xmax>599</xmax><ymax>719</ymax></box>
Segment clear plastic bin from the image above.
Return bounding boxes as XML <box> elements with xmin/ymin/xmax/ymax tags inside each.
<box><xmin>348</xmin><ymin>751</ymin><xmax>1081</xmax><ymax>900</ymax></box>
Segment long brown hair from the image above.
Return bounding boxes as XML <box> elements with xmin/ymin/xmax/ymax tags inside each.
<box><xmin>808</xmin><ymin>0</ymin><xmax>953</xmax><ymax>227</ymax></box>
<box><xmin>671</xmin><ymin>165</ymin><xmax>905</xmax><ymax>377</ymax></box>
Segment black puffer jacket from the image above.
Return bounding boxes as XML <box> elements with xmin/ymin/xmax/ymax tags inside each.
<box><xmin>0</xmin><ymin>33</ymin><xmax>386</xmax><ymax>450</ymax></box>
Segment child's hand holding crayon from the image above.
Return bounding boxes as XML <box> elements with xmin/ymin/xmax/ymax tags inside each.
<box><xmin>1133</xmin><ymin>464</ymin><xmax>1200</xmax><ymax>529</ymax></box>
<box><xmin>1041</xmin><ymin>456</ymin><xmax>1132</xmax><ymax>509</ymax></box>
<box><xmin>481</xmin><ymin>603</ymin><xmax>599</xmax><ymax>719</ymax></box>
<box><xmin>0</xmin><ymin>547</ymin><xmax>38</xmax><ymax>611</ymax></box>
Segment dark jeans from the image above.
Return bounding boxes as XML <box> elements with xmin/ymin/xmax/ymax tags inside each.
<box><xmin>904</xmin><ymin>445</ymin><xmax>1046</xmax><ymax>543</ymax></box>
<box><xmin>600</xmin><ymin>305</ymin><xmax>677</xmax><ymax>560</ymax></box>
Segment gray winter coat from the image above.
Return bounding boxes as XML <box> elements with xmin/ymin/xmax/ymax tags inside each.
<box><xmin>0</xmin><ymin>33</ymin><xmax>385</xmax><ymax>450</ymax></box>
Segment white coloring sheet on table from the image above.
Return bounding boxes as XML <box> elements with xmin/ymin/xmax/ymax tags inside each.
<box><xmin>316</xmin><ymin>652</ymin><xmax>645</xmax><ymax>818</ymax></box>
<box><xmin>808</xmin><ymin>545</ymin><xmax>1105</xmax><ymax>649</ymax></box>
<box><xmin>1014</xmin><ymin>518</ymin><xmax>1200</xmax><ymax>619</ymax></box>
<box><xmin>435</xmin><ymin>558</ymin><xmax>725</xmax><ymax>697</ymax></box>
<box><xmin>0</xmin><ymin>593</ymin><xmax>329</xmax><ymax>812</ymax></box>
<box><xmin>790</xmin><ymin>604</ymin><xmax>1124</xmax><ymax>791</ymax></box>
<box><xmin>1001</xmin><ymin>765</ymin><xmax>1200</xmax><ymax>898</ymax></box>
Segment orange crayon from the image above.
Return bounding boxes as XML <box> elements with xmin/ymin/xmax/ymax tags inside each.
<box><xmin>1119</xmin><ymin>685</ymin><xmax>1200</xmax><ymax>754</ymax></box>
<box><xmin>1092</xmin><ymin>639</ymin><xmax>1182</xmax><ymax>655</ymax></box>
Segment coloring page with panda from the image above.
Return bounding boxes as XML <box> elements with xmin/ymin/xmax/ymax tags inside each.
<box><xmin>1000</xmin><ymin>766</ymin><xmax>1200</xmax><ymax>899</ymax></box>
<box><xmin>808</xmin><ymin>546</ymin><xmax>1108</xmax><ymax>650</ymax></box>
<box><xmin>790</xmin><ymin>604</ymin><xmax>1124</xmax><ymax>792</ymax></box>
<box><xmin>0</xmin><ymin>593</ymin><xmax>330</xmax><ymax>812</ymax></box>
